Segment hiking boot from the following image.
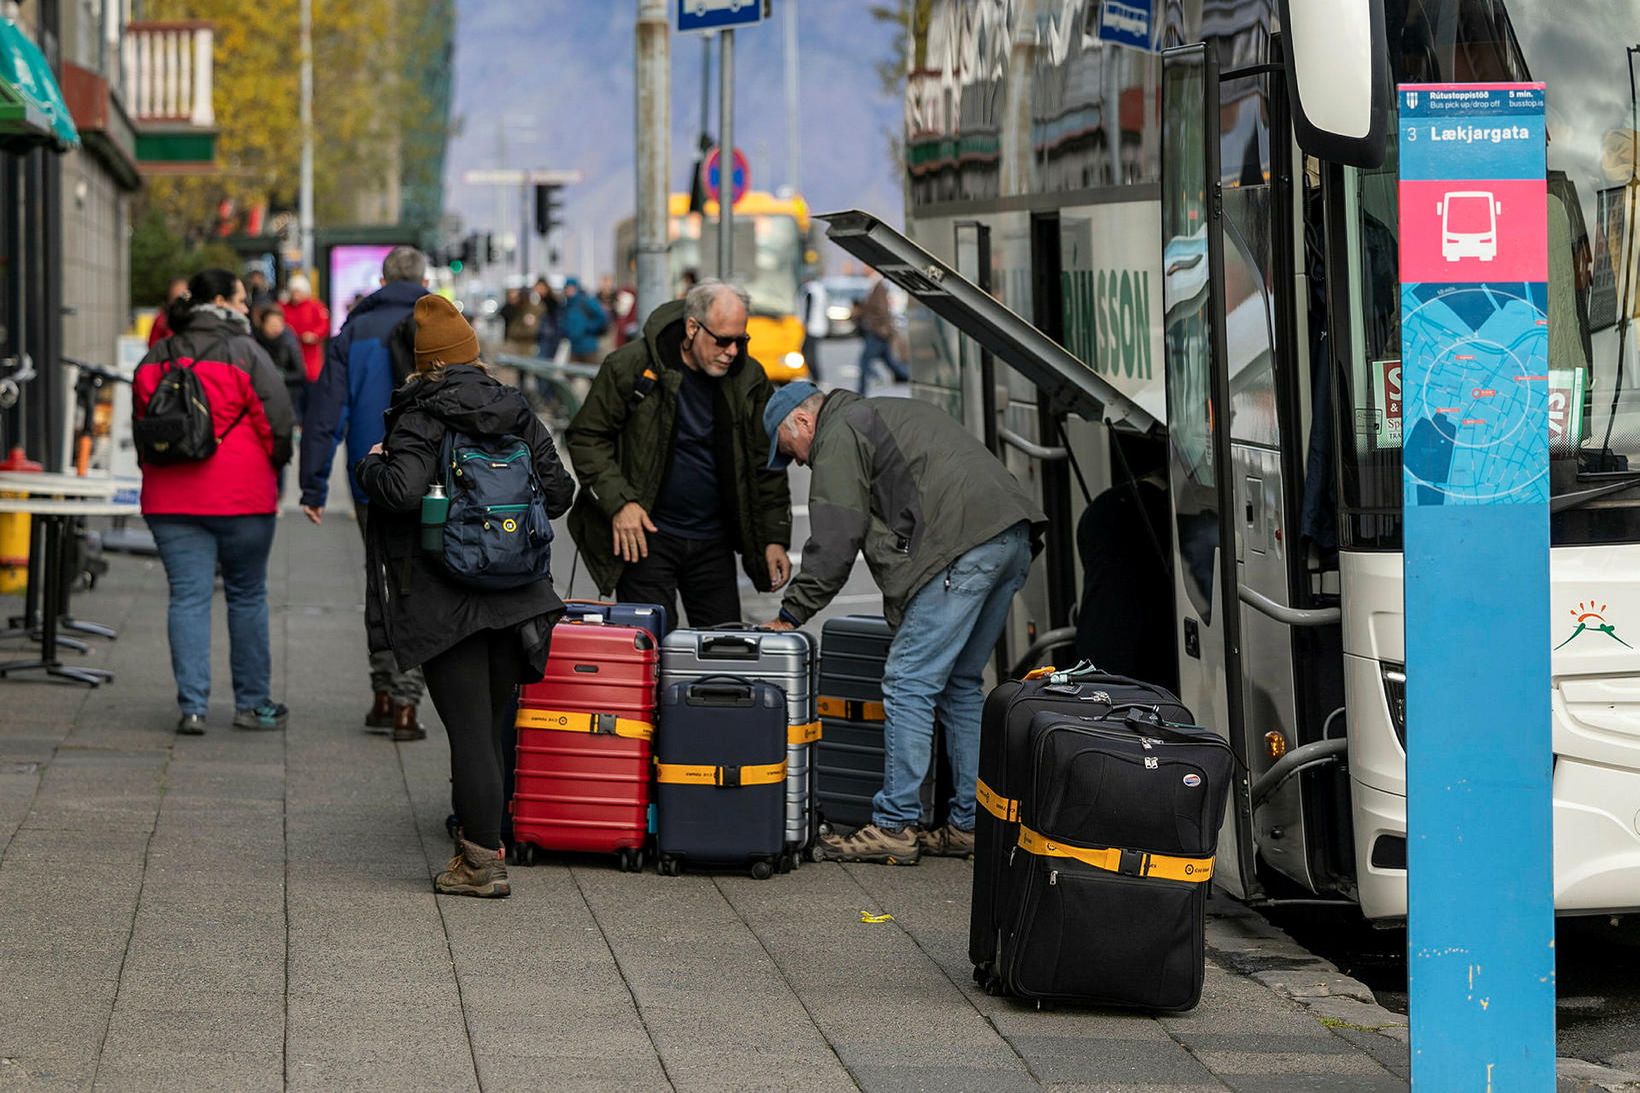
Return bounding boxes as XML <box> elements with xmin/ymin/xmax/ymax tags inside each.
<box><xmin>917</xmin><ymin>822</ymin><xmax>976</xmax><ymax>859</ymax></box>
<box><xmin>815</xmin><ymin>823</ymin><xmax>921</xmax><ymax>866</ymax></box>
<box><xmin>232</xmin><ymin>702</ymin><xmax>289</xmax><ymax>731</ymax></box>
<box><xmin>391</xmin><ymin>704</ymin><xmax>426</xmax><ymax>742</ymax></box>
<box><xmin>364</xmin><ymin>691</ymin><xmax>393</xmax><ymax>733</ymax></box>
<box><xmin>436</xmin><ymin>838</ymin><xmax>510</xmax><ymax>898</ymax></box>
<box><xmin>176</xmin><ymin>714</ymin><xmax>206</xmax><ymax>736</ymax></box>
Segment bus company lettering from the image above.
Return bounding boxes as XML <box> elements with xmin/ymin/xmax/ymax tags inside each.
<box><xmin>1060</xmin><ymin>267</ymin><xmax>1154</xmax><ymax>381</ymax></box>
<box><xmin>1425</xmin><ymin>124</ymin><xmax>1531</xmax><ymax>144</ymax></box>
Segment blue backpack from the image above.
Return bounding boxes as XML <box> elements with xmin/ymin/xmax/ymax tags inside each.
<box><xmin>437</xmin><ymin>430</ymin><xmax>554</xmax><ymax>590</ymax></box>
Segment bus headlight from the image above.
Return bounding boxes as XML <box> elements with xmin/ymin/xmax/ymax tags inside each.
<box><xmin>783</xmin><ymin>352</ymin><xmax>806</xmax><ymax>372</ymax></box>
<box><xmin>1381</xmin><ymin>663</ymin><xmax>1406</xmax><ymax>749</ymax></box>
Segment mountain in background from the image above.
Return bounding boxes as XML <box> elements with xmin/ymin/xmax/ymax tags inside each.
<box><xmin>445</xmin><ymin>1</ymin><xmax>905</xmax><ymax>281</ymax></box>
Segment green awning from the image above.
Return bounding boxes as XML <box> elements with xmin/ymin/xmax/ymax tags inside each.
<box><xmin>0</xmin><ymin>18</ymin><xmax>78</xmax><ymax>152</ymax></box>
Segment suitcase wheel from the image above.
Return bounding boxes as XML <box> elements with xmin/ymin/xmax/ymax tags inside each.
<box><xmin>776</xmin><ymin>852</ymin><xmax>797</xmax><ymax>874</ymax></box>
<box><xmin>510</xmin><ymin>843</ymin><xmax>536</xmax><ymax>868</ymax></box>
<box><xmin>807</xmin><ymin>844</ymin><xmax>827</xmax><ymax>864</ymax></box>
<box><xmin>658</xmin><ymin>856</ymin><xmax>682</xmax><ymax>877</ymax></box>
<box><xmin>749</xmin><ymin>860</ymin><xmax>775</xmax><ymax>881</ymax></box>
<box><xmin>444</xmin><ymin>813</ymin><xmax>460</xmax><ymax>840</ymax></box>
<box><xmin>618</xmin><ymin>847</ymin><xmax>644</xmax><ymax>873</ymax></box>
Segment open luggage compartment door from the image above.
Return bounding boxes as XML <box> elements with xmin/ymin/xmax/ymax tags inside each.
<box><xmin>816</xmin><ymin>209</ymin><xmax>1161</xmax><ymax>437</ymax></box>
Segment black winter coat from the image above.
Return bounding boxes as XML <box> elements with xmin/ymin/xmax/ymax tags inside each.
<box><xmin>355</xmin><ymin>365</ymin><xmax>576</xmax><ymax>675</ymax></box>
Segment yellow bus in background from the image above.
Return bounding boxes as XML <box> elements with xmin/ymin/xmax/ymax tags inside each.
<box><xmin>616</xmin><ymin>191</ymin><xmax>815</xmax><ymax>384</ymax></box>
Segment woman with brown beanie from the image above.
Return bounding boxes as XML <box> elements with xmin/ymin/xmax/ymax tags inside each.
<box><xmin>355</xmin><ymin>294</ymin><xmax>575</xmax><ymax>897</ymax></box>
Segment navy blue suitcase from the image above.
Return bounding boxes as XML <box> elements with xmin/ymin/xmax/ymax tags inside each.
<box><xmin>560</xmin><ymin>599</ymin><xmax>670</xmax><ymax>643</ymax></box>
<box><xmin>655</xmin><ymin>675</ymin><xmax>787</xmax><ymax>878</ymax></box>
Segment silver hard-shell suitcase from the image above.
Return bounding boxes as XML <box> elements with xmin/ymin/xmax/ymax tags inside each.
<box><xmin>659</xmin><ymin>626</ymin><xmax>817</xmax><ymax>867</ymax></box>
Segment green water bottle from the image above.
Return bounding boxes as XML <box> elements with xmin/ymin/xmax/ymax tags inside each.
<box><xmin>420</xmin><ymin>481</ymin><xmax>449</xmax><ymax>553</ymax></box>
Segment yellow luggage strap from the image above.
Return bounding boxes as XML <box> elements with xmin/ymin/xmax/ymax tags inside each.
<box><xmin>976</xmin><ymin>778</ymin><xmax>1019</xmax><ymax>822</ymax></box>
<box><xmin>516</xmin><ymin>708</ymin><xmax>654</xmax><ymax>741</ymax></box>
<box><xmin>788</xmin><ymin>721</ymin><xmax>822</xmax><ymax>745</ymax></box>
<box><xmin>818</xmin><ymin>696</ymin><xmax>886</xmax><ymax>723</ymax></box>
<box><xmin>1016</xmin><ymin>825</ymin><xmax>1214</xmax><ymax>884</ymax></box>
<box><xmin>653</xmin><ymin>759</ymin><xmax>787</xmax><ymax>787</ymax></box>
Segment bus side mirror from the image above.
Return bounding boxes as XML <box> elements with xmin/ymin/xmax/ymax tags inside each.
<box><xmin>1278</xmin><ymin>0</ymin><xmax>1389</xmax><ymax>169</ymax></box>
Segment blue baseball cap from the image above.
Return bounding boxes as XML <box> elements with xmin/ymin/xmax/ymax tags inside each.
<box><xmin>764</xmin><ymin>380</ymin><xmax>822</xmax><ymax>469</ymax></box>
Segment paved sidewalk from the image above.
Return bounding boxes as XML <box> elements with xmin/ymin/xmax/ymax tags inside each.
<box><xmin>0</xmin><ymin>511</ymin><xmax>1411</xmax><ymax>1091</ymax></box>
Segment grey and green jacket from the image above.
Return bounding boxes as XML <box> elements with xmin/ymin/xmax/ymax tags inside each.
<box><xmin>565</xmin><ymin>299</ymin><xmax>792</xmax><ymax>596</ymax></box>
<box><xmin>780</xmin><ymin>390</ymin><xmax>1046</xmax><ymax>629</ymax></box>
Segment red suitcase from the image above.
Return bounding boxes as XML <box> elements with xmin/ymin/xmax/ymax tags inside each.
<box><xmin>512</xmin><ymin>622</ymin><xmax>659</xmax><ymax>871</ymax></box>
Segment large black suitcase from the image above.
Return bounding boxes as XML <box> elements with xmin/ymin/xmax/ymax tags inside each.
<box><xmin>654</xmin><ymin>675</ymin><xmax>787</xmax><ymax>879</ymax></box>
<box><xmin>969</xmin><ymin>665</ymin><xmax>1196</xmax><ymax>989</ymax></box>
<box><xmin>815</xmin><ymin>615</ymin><xmax>948</xmax><ymax>834</ymax></box>
<box><xmin>992</xmin><ymin>705</ymin><xmax>1235</xmax><ymax>1010</ymax></box>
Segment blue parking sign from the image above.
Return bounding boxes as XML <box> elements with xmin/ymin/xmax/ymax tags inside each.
<box><xmin>677</xmin><ymin>0</ymin><xmax>765</xmax><ymax>35</ymax></box>
<box><xmin>1096</xmin><ymin>0</ymin><xmax>1153</xmax><ymax>50</ymax></box>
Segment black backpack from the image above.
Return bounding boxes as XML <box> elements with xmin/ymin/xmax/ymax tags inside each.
<box><xmin>134</xmin><ymin>338</ymin><xmax>247</xmax><ymax>465</ymax></box>
<box><xmin>435</xmin><ymin>428</ymin><xmax>555</xmax><ymax>590</ymax></box>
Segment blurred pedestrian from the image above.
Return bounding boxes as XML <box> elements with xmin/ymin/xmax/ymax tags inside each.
<box><xmin>498</xmin><ymin>286</ymin><xmax>541</xmax><ymax>359</ymax></box>
<box><xmin>283</xmin><ymin>274</ymin><xmax>331</xmax><ymax>384</ymax></box>
<box><xmin>533</xmin><ymin>277</ymin><xmax>562</xmax><ymax>360</ymax></box>
<box><xmin>245</xmin><ymin>268</ymin><xmax>275</xmax><ymax>311</ymax></box>
<box><xmin>299</xmin><ymin>245</ymin><xmax>432</xmax><ymax>740</ymax></box>
<box><xmin>678</xmin><ymin>266</ymin><xmax>700</xmax><ymax>298</ymax></box>
<box><xmin>854</xmin><ymin>271</ymin><xmax>909</xmax><ymax>392</ymax></box>
<box><xmin>145</xmin><ymin>276</ymin><xmax>189</xmax><ymax>347</ymax></box>
<box><xmin>355</xmin><ymin>294</ymin><xmax>575</xmax><ymax>898</ymax></box>
<box><xmin>560</xmin><ymin>277</ymin><xmax>609</xmax><ymax>363</ymax></box>
<box><xmin>133</xmin><ymin>268</ymin><xmax>294</xmax><ymax>736</ymax></box>
<box><xmin>253</xmin><ymin>304</ymin><xmax>306</xmax><ymax>425</ymax></box>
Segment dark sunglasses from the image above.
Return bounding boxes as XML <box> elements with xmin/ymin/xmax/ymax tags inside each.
<box><xmin>693</xmin><ymin>319</ymin><xmax>750</xmax><ymax>352</ymax></box>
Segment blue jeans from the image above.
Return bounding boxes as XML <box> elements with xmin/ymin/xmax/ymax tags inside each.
<box><xmin>857</xmin><ymin>331</ymin><xmax>908</xmax><ymax>392</ymax></box>
<box><xmin>148</xmin><ymin>515</ymin><xmax>277</xmax><ymax>716</ymax></box>
<box><xmin>874</xmin><ymin>522</ymin><xmax>1032</xmax><ymax>831</ymax></box>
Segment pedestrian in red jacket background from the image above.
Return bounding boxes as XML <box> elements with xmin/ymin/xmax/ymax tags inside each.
<box><xmin>282</xmin><ymin>273</ymin><xmax>331</xmax><ymax>383</ymax></box>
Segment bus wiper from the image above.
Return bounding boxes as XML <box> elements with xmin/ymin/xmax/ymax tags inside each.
<box><xmin>1551</xmin><ymin>473</ymin><xmax>1640</xmax><ymax>513</ymax></box>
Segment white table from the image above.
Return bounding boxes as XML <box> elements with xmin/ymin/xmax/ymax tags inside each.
<box><xmin>0</xmin><ymin>488</ymin><xmax>141</xmax><ymax>686</ymax></box>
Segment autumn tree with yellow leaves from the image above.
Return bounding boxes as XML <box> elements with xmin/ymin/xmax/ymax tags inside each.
<box><xmin>137</xmin><ymin>0</ymin><xmax>446</xmax><ymax>251</ymax></box>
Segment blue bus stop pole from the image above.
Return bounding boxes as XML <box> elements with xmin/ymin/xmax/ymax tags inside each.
<box><xmin>1397</xmin><ymin>81</ymin><xmax>1556</xmax><ymax>1088</ymax></box>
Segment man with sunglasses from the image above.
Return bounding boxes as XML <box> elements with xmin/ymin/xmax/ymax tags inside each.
<box><xmin>566</xmin><ymin>279</ymin><xmax>793</xmax><ymax>626</ymax></box>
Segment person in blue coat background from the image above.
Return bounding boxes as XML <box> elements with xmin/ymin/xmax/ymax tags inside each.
<box><xmin>559</xmin><ymin>276</ymin><xmax>609</xmax><ymax>362</ymax></box>
<box><xmin>297</xmin><ymin>245</ymin><xmax>430</xmax><ymax>740</ymax></box>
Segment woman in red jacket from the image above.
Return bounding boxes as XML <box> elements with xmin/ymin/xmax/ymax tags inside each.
<box><xmin>133</xmin><ymin>269</ymin><xmax>295</xmax><ymax>735</ymax></box>
<box><xmin>281</xmin><ymin>273</ymin><xmax>331</xmax><ymax>383</ymax></box>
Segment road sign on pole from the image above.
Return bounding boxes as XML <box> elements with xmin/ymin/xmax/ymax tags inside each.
<box><xmin>1095</xmin><ymin>0</ymin><xmax>1154</xmax><ymax>51</ymax></box>
<box><xmin>1397</xmin><ymin>81</ymin><xmax>1555</xmax><ymax>1089</ymax></box>
<box><xmin>676</xmin><ymin>0</ymin><xmax>765</xmax><ymax>35</ymax></box>
<box><xmin>700</xmin><ymin>145</ymin><xmax>749</xmax><ymax>206</ymax></box>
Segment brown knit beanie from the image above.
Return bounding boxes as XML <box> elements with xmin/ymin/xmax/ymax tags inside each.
<box><xmin>413</xmin><ymin>294</ymin><xmax>480</xmax><ymax>370</ymax></box>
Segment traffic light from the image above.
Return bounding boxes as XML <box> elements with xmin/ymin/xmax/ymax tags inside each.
<box><xmin>484</xmin><ymin>233</ymin><xmax>498</xmax><ymax>265</ymax></box>
<box><xmin>534</xmin><ymin>184</ymin><xmax>563</xmax><ymax>236</ymax></box>
<box><xmin>458</xmin><ymin>234</ymin><xmax>477</xmax><ymax>269</ymax></box>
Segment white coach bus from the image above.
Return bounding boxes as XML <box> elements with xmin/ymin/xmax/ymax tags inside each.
<box><xmin>823</xmin><ymin>0</ymin><xmax>1640</xmax><ymax>919</ymax></box>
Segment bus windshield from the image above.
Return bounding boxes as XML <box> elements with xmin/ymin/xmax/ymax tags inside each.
<box><xmin>1338</xmin><ymin>0</ymin><xmax>1640</xmax><ymax>548</ymax></box>
<box><xmin>668</xmin><ymin>214</ymin><xmax>802</xmax><ymax>318</ymax></box>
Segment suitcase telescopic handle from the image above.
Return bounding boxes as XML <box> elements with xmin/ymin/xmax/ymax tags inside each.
<box><xmin>700</xmin><ymin>634</ymin><xmax>760</xmax><ymax>659</ymax></box>
<box><xmin>685</xmin><ymin>674</ymin><xmax>757</xmax><ymax>705</ymax></box>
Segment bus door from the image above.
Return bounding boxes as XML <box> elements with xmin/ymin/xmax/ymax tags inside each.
<box><xmin>1160</xmin><ymin>43</ymin><xmax>1260</xmax><ymax>900</ymax></box>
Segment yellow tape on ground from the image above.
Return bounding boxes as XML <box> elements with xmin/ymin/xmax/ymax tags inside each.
<box><xmin>653</xmin><ymin>760</ymin><xmax>787</xmax><ymax>787</ymax></box>
<box><xmin>788</xmin><ymin>720</ymin><xmax>822</xmax><ymax>745</ymax></box>
<box><xmin>516</xmin><ymin>708</ymin><xmax>654</xmax><ymax>741</ymax></box>
<box><xmin>976</xmin><ymin>778</ymin><xmax>1019</xmax><ymax>823</ymax></box>
<box><xmin>1016</xmin><ymin>825</ymin><xmax>1214</xmax><ymax>883</ymax></box>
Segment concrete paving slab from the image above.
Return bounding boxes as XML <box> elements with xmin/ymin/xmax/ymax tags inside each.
<box><xmin>90</xmin><ymin>1050</ymin><xmax>283</xmax><ymax>1093</ymax></box>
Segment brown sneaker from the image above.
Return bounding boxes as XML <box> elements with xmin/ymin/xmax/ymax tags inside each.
<box><xmin>435</xmin><ymin>838</ymin><xmax>510</xmax><ymax>898</ymax></box>
<box><xmin>916</xmin><ymin>823</ymin><xmax>976</xmax><ymax>859</ymax></box>
<box><xmin>364</xmin><ymin>691</ymin><xmax>393</xmax><ymax>732</ymax></box>
<box><xmin>816</xmin><ymin>823</ymin><xmax>921</xmax><ymax>866</ymax></box>
<box><xmin>391</xmin><ymin>704</ymin><xmax>426</xmax><ymax>742</ymax></box>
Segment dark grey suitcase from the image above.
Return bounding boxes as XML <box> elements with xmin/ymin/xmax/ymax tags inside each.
<box><xmin>815</xmin><ymin>615</ymin><xmax>947</xmax><ymax>835</ymax></box>
<box><xmin>660</xmin><ymin>626</ymin><xmax>817</xmax><ymax>868</ymax></box>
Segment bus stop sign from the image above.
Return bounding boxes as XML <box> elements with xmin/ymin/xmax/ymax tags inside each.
<box><xmin>1397</xmin><ymin>81</ymin><xmax>1554</xmax><ymax>1088</ymax></box>
<box><xmin>1095</xmin><ymin>0</ymin><xmax>1154</xmax><ymax>50</ymax></box>
<box><xmin>677</xmin><ymin>0</ymin><xmax>765</xmax><ymax>35</ymax></box>
<box><xmin>702</xmin><ymin>146</ymin><xmax>749</xmax><ymax>207</ymax></box>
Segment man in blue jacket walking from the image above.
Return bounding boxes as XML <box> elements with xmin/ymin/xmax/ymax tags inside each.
<box><xmin>298</xmin><ymin>245</ymin><xmax>430</xmax><ymax>741</ymax></box>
